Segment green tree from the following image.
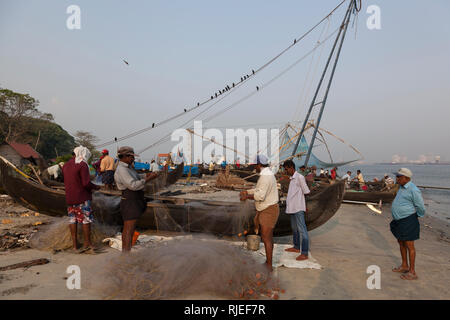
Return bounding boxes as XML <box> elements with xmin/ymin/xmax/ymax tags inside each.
<box><xmin>0</xmin><ymin>88</ymin><xmax>42</xmax><ymax>142</ymax></box>
<box><xmin>27</xmin><ymin>118</ymin><xmax>76</xmax><ymax>159</ymax></box>
<box><xmin>0</xmin><ymin>88</ymin><xmax>76</xmax><ymax>160</ymax></box>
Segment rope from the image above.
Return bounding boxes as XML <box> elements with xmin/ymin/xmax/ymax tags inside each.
<box><xmin>95</xmin><ymin>0</ymin><xmax>348</xmax><ymax>149</ymax></box>
<box><xmin>137</xmin><ymin>26</ymin><xmax>340</xmax><ymax>155</ymax></box>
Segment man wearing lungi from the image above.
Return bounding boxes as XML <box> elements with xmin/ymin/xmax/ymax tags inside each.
<box><xmin>240</xmin><ymin>155</ymin><xmax>279</xmax><ymax>272</ymax></box>
<box><xmin>390</xmin><ymin>168</ymin><xmax>425</xmax><ymax>280</ymax></box>
<box><xmin>114</xmin><ymin>146</ymin><xmax>159</xmax><ymax>252</ymax></box>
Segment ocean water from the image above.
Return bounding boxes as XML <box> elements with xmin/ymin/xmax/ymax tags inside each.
<box><xmin>337</xmin><ymin>164</ymin><xmax>450</xmax><ymax>223</ymax></box>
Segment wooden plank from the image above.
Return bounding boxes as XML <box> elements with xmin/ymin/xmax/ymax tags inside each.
<box><xmin>0</xmin><ymin>258</ymin><xmax>50</xmax><ymax>271</ymax></box>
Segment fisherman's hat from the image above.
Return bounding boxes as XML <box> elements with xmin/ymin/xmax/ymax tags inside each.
<box><xmin>394</xmin><ymin>168</ymin><xmax>412</xmax><ymax>178</ymax></box>
<box><xmin>253</xmin><ymin>154</ymin><xmax>269</xmax><ymax>165</ymax></box>
<box><xmin>117</xmin><ymin>146</ymin><xmax>138</xmax><ymax>156</ymax></box>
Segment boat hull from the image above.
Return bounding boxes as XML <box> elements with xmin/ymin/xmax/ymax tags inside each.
<box><xmin>0</xmin><ymin>157</ymin><xmax>345</xmax><ymax>236</ymax></box>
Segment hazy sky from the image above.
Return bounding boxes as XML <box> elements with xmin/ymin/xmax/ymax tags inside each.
<box><xmin>1</xmin><ymin>0</ymin><xmax>449</xmax><ymax>163</ymax></box>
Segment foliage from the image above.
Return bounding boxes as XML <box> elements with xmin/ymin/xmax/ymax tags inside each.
<box><xmin>53</xmin><ymin>153</ymin><xmax>74</xmax><ymax>165</ymax></box>
<box><xmin>0</xmin><ymin>88</ymin><xmax>76</xmax><ymax>160</ymax></box>
<box><xmin>0</xmin><ymin>88</ymin><xmax>42</xmax><ymax>142</ymax></box>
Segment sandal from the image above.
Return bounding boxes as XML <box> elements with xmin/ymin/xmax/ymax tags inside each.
<box><xmin>400</xmin><ymin>273</ymin><xmax>418</xmax><ymax>280</ymax></box>
<box><xmin>392</xmin><ymin>266</ymin><xmax>409</xmax><ymax>273</ymax></box>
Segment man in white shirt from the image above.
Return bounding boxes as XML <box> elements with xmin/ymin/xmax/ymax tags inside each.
<box><xmin>240</xmin><ymin>154</ymin><xmax>279</xmax><ymax>272</ymax></box>
<box><xmin>150</xmin><ymin>160</ymin><xmax>160</xmax><ymax>172</ymax></box>
<box><xmin>282</xmin><ymin>160</ymin><xmax>311</xmax><ymax>261</ymax></box>
<box><xmin>341</xmin><ymin>171</ymin><xmax>352</xmax><ymax>188</ymax></box>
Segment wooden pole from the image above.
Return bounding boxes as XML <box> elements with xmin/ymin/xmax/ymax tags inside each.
<box><xmin>0</xmin><ymin>258</ymin><xmax>50</xmax><ymax>271</ymax></box>
<box><xmin>28</xmin><ymin>164</ymin><xmax>44</xmax><ymax>185</ymax></box>
<box><xmin>417</xmin><ymin>185</ymin><xmax>450</xmax><ymax>191</ymax></box>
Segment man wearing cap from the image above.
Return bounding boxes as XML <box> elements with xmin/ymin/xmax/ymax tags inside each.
<box><xmin>114</xmin><ymin>146</ymin><xmax>159</xmax><ymax>252</ymax></box>
<box><xmin>100</xmin><ymin>149</ymin><xmax>115</xmax><ymax>190</ymax></box>
<box><xmin>390</xmin><ymin>168</ymin><xmax>425</xmax><ymax>280</ymax></box>
<box><xmin>63</xmin><ymin>146</ymin><xmax>101</xmax><ymax>253</ymax></box>
<box><xmin>240</xmin><ymin>154</ymin><xmax>279</xmax><ymax>272</ymax></box>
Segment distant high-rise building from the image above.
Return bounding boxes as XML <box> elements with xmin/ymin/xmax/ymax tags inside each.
<box><xmin>435</xmin><ymin>156</ymin><xmax>440</xmax><ymax>164</ymax></box>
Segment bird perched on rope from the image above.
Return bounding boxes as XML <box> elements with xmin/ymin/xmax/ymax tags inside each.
<box><xmin>184</xmin><ymin>108</ymin><xmax>187</xmax><ymax>112</ymax></box>
<box><xmin>123</xmin><ymin>59</ymin><xmax>129</xmax><ymax>65</ymax></box>
<box><xmin>252</xmin><ymin>69</ymin><xmax>255</xmax><ymax>74</ymax></box>
<box><xmin>211</xmin><ymin>96</ymin><xmax>213</xmax><ymax>100</ymax></box>
<box><xmin>294</xmin><ymin>39</ymin><xmax>297</xmax><ymax>44</ymax></box>
<box><xmin>256</xmin><ymin>86</ymin><xmax>259</xmax><ymax>91</ymax></box>
<box><xmin>152</xmin><ymin>123</ymin><xmax>155</xmax><ymax>128</ymax></box>
<box><xmin>241</xmin><ymin>77</ymin><xmax>243</xmax><ymax>82</ymax></box>
<box><xmin>197</xmin><ymin>102</ymin><xmax>200</xmax><ymax>106</ymax></box>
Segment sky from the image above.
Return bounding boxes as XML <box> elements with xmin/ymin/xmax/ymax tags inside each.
<box><xmin>1</xmin><ymin>0</ymin><xmax>449</xmax><ymax>163</ymax></box>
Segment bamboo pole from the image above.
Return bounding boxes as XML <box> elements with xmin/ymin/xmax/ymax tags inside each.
<box><xmin>28</xmin><ymin>164</ymin><xmax>44</xmax><ymax>185</ymax></box>
<box><xmin>417</xmin><ymin>185</ymin><xmax>450</xmax><ymax>191</ymax></box>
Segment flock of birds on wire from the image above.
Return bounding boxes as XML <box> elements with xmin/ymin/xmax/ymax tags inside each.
<box><xmin>116</xmin><ymin>37</ymin><xmax>298</xmax><ymax>142</ymax></box>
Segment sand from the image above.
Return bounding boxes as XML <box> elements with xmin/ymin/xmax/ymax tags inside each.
<box><xmin>0</xmin><ymin>195</ymin><xmax>449</xmax><ymax>300</ymax></box>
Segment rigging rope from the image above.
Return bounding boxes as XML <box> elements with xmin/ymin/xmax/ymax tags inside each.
<box><xmin>137</xmin><ymin>26</ymin><xmax>341</xmax><ymax>155</ymax></box>
<box><xmin>95</xmin><ymin>0</ymin><xmax>348</xmax><ymax>149</ymax></box>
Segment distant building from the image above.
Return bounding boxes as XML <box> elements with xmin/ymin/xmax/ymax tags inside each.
<box><xmin>0</xmin><ymin>141</ymin><xmax>46</xmax><ymax>169</ymax></box>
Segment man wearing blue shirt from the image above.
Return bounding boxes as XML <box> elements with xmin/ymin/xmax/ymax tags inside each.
<box><xmin>390</xmin><ymin>168</ymin><xmax>425</xmax><ymax>280</ymax></box>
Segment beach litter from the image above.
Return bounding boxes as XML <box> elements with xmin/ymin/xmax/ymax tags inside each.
<box><xmin>0</xmin><ymin>258</ymin><xmax>50</xmax><ymax>272</ymax></box>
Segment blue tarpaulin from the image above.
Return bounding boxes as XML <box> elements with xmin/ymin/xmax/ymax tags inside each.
<box><xmin>134</xmin><ymin>161</ymin><xmax>150</xmax><ymax>170</ymax></box>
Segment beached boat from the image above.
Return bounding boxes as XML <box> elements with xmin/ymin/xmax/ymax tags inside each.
<box><xmin>343</xmin><ymin>182</ymin><xmax>398</xmax><ymax>203</ymax></box>
<box><xmin>0</xmin><ymin>156</ymin><xmax>345</xmax><ymax>236</ymax></box>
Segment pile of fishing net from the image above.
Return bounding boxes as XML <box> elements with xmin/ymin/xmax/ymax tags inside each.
<box><xmin>93</xmin><ymin>238</ymin><xmax>284</xmax><ymax>300</ymax></box>
<box><xmin>215</xmin><ymin>167</ymin><xmax>251</xmax><ymax>188</ymax></box>
<box><xmin>29</xmin><ymin>219</ymin><xmax>118</xmax><ymax>252</ymax></box>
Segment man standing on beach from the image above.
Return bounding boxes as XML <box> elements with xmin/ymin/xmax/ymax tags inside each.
<box><xmin>114</xmin><ymin>146</ymin><xmax>159</xmax><ymax>252</ymax></box>
<box><xmin>240</xmin><ymin>155</ymin><xmax>279</xmax><ymax>272</ymax></box>
<box><xmin>100</xmin><ymin>149</ymin><xmax>115</xmax><ymax>190</ymax></box>
<box><xmin>282</xmin><ymin>160</ymin><xmax>311</xmax><ymax>261</ymax></box>
<box><xmin>63</xmin><ymin>146</ymin><xmax>101</xmax><ymax>253</ymax></box>
<box><xmin>390</xmin><ymin>168</ymin><xmax>425</xmax><ymax>280</ymax></box>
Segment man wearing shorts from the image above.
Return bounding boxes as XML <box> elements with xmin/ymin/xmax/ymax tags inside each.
<box><xmin>63</xmin><ymin>146</ymin><xmax>100</xmax><ymax>252</ymax></box>
<box><xmin>390</xmin><ymin>168</ymin><xmax>425</xmax><ymax>280</ymax></box>
<box><xmin>240</xmin><ymin>155</ymin><xmax>279</xmax><ymax>272</ymax></box>
<box><xmin>100</xmin><ymin>149</ymin><xmax>115</xmax><ymax>190</ymax></box>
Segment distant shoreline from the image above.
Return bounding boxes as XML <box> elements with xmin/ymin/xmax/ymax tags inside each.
<box><xmin>376</xmin><ymin>163</ymin><xmax>450</xmax><ymax>166</ymax></box>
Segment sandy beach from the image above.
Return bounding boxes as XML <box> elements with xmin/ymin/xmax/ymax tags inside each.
<box><xmin>1</xmin><ymin>191</ymin><xmax>449</xmax><ymax>300</ymax></box>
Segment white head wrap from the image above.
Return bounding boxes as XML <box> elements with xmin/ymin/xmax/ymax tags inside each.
<box><xmin>74</xmin><ymin>146</ymin><xmax>91</xmax><ymax>164</ymax></box>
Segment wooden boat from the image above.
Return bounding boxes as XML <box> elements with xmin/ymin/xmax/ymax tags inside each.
<box><xmin>0</xmin><ymin>156</ymin><xmax>344</xmax><ymax>236</ymax></box>
<box><xmin>343</xmin><ymin>182</ymin><xmax>398</xmax><ymax>203</ymax></box>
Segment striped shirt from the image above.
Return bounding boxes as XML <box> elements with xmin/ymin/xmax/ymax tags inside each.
<box><xmin>285</xmin><ymin>171</ymin><xmax>310</xmax><ymax>213</ymax></box>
